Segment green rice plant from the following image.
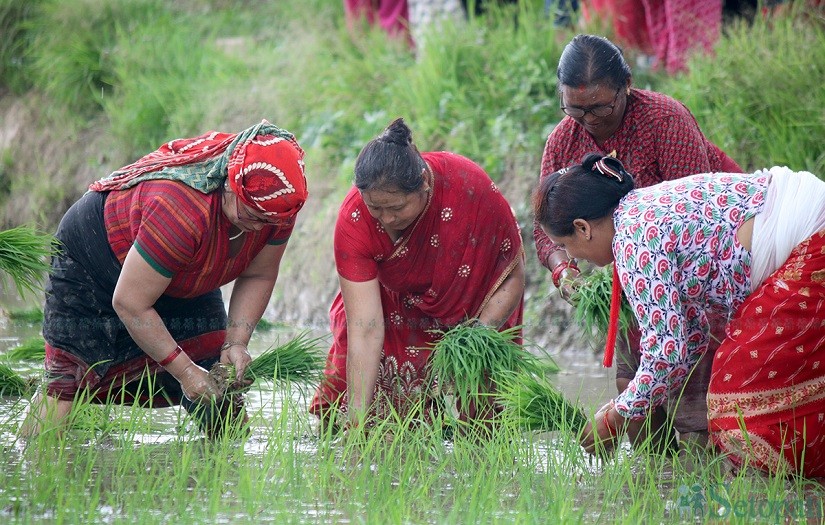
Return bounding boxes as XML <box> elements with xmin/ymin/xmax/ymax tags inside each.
<box><xmin>571</xmin><ymin>265</ymin><xmax>634</xmax><ymax>344</ymax></box>
<box><xmin>425</xmin><ymin>324</ymin><xmax>549</xmax><ymax>411</ymax></box>
<box><xmin>6</xmin><ymin>306</ymin><xmax>44</xmax><ymax>323</ymax></box>
<box><xmin>498</xmin><ymin>372</ymin><xmax>588</xmax><ymax>434</ymax></box>
<box><xmin>244</xmin><ymin>332</ymin><xmax>326</xmax><ymax>384</ymax></box>
<box><xmin>0</xmin><ymin>361</ymin><xmax>31</xmax><ymax>396</ymax></box>
<box><xmin>4</xmin><ymin>335</ymin><xmax>45</xmax><ymax>361</ymax></box>
<box><xmin>0</xmin><ymin>225</ymin><xmax>56</xmax><ymax>298</ymax></box>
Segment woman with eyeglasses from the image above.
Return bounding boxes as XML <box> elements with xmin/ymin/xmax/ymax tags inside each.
<box><xmin>533</xmin><ymin>153</ymin><xmax>825</xmax><ymax>477</ymax></box>
<box><xmin>309</xmin><ymin>117</ymin><xmax>525</xmax><ymax>431</ymax></box>
<box><xmin>533</xmin><ymin>34</ymin><xmax>743</xmax><ymax>453</ymax></box>
<box><xmin>20</xmin><ymin>121</ymin><xmax>308</xmax><ymax>439</ymax></box>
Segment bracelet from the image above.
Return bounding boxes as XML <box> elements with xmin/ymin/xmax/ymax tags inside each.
<box><xmin>602</xmin><ymin>400</ymin><xmax>618</xmax><ymax>437</ymax></box>
<box><xmin>221</xmin><ymin>341</ymin><xmax>247</xmax><ymax>352</ymax></box>
<box><xmin>551</xmin><ymin>259</ymin><xmax>579</xmax><ymax>288</ymax></box>
<box><xmin>602</xmin><ymin>409</ymin><xmax>616</xmax><ymax>437</ymax></box>
<box><xmin>158</xmin><ymin>345</ymin><xmax>183</xmax><ymax>367</ymax></box>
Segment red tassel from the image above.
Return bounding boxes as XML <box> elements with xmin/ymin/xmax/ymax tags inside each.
<box><xmin>603</xmin><ymin>263</ymin><xmax>621</xmax><ymax>368</ymax></box>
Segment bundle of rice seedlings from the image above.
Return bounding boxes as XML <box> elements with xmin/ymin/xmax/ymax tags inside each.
<box><xmin>4</xmin><ymin>336</ymin><xmax>46</xmax><ymax>361</ymax></box>
<box><xmin>425</xmin><ymin>324</ymin><xmax>549</xmax><ymax>410</ymax></box>
<box><xmin>571</xmin><ymin>265</ymin><xmax>634</xmax><ymax>343</ymax></box>
<box><xmin>498</xmin><ymin>372</ymin><xmax>587</xmax><ymax>434</ymax></box>
<box><xmin>0</xmin><ymin>226</ymin><xmax>57</xmax><ymax>298</ymax></box>
<box><xmin>0</xmin><ymin>362</ymin><xmax>33</xmax><ymax>396</ymax></box>
<box><xmin>6</xmin><ymin>307</ymin><xmax>44</xmax><ymax>323</ymax></box>
<box><xmin>245</xmin><ymin>331</ymin><xmax>326</xmax><ymax>383</ymax></box>
<box><xmin>209</xmin><ymin>331</ymin><xmax>326</xmax><ymax>393</ymax></box>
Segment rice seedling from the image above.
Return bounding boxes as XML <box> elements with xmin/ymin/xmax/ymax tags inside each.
<box><xmin>0</xmin><ymin>361</ymin><xmax>33</xmax><ymax>396</ymax></box>
<box><xmin>6</xmin><ymin>306</ymin><xmax>44</xmax><ymax>323</ymax></box>
<box><xmin>4</xmin><ymin>335</ymin><xmax>45</xmax><ymax>361</ymax></box>
<box><xmin>498</xmin><ymin>372</ymin><xmax>588</xmax><ymax>434</ymax></box>
<box><xmin>206</xmin><ymin>332</ymin><xmax>326</xmax><ymax>437</ymax></box>
<box><xmin>244</xmin><ymin>331</ymin><xmax>326</xmax><ymax>384</ymax></box>
<box><xmin>425</xmin><ymin>323</ymin><xmax>549</xmax><ymax>412</ymax></box>
<box><xmin>0</xmin><ymin>225</ymin><xmax>56</xmax><ymax>298</ymax></box>
<box><xmin>571</xmin><ymin>265</ymin><xmax>634</xmax><ymax>343</ymax></box>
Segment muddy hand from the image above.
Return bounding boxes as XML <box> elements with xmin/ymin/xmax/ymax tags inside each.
<box><xmin>178</xmin><ymin>363</ymin><xmax>223</xmax><ymax>404</ymax></box>
<box><xmin>557</xmin><ymin>266</ymin><xmax>582</xmax><ymax>306</ymax></box>
<box><xmin>580</xmin><ymin>401</ymin><xmax>621</xmax><ymax>456</ymax></box>
<box><xmin>221</xmin><ymin>343</ymin><xmax>253</xmax><ymax>388</ymax></box>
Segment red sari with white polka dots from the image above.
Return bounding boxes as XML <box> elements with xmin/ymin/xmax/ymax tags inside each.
<box><xmin>310</xmin><ymin>151</ymin><xmax>524</xmax><ymax>421</ymax></box>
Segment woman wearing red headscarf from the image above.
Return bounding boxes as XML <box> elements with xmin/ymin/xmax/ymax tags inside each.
<box><xmin>20</xmin><ymin>120</ymin><xmax>308</xmax><ymax>438</ymax></box>
<box><xmin>309</xmin><ymin>118</ymin><xmax>524</xmax><ymax>428</ymax></box>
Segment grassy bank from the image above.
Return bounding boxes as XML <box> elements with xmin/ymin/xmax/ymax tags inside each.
<box><xmin>1</xmin><ymin>0</ymin><xmax>822</xmax><ymax>336</ymax></box>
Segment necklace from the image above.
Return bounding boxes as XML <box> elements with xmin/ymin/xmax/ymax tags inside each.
<box><xmin>229</xmin><ymin>229</ymin><xmax>245</xmax><ymax>241</ymax></box>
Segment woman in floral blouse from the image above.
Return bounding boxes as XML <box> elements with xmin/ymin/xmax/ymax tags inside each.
<box><xmin>533</xmin><ymin>152</ymin><xmax>825</xmax><ymax>477</ymax></box>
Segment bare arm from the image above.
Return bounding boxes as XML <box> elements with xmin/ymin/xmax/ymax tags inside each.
<box><xmin>339</xmin><ymin>276</ymin><xmax>384</xmax><ymax>422</ymax></box>
<box><xmin>113</xmin><ymin>246</ymin><xmax>219</xmax><ymax>402</ymax></box>
<box><xmin>223</xmin><ymin>242</ymin><xmax>287</xmax><ymax>380</ymax></box>
<box><xmin>477</xmin><ymin>256</ymin><xmax>525</xmax><ymax>328</ymax></box>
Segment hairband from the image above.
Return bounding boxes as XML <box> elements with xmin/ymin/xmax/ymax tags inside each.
<box><xmin>592</xmin><ymin>156</ymin><xmax>625</xmax><ymax>182</ymax></box>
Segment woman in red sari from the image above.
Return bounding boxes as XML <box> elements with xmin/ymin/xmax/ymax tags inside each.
<box><xmin>309</xmin><ymin>118</ymin><xmax>525</xmax><ymax>427</ymax></box>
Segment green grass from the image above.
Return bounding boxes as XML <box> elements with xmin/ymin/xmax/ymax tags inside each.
<box><xmin>245</xmin><ymin>331</ymin><xmax>326</xmax><ymax>384</ymax></box>
<box><xmin>0</xmin><ymin>225</ymin><xmax>56</xmax><ymax>298</ymax></box>
<box><xmin>571</xmin><ymin>265</ymin><xmax>634</xmax><ymax>347</ymax></box>
<box><xmin>3</xmin><ymin>335</ymin><xmax>45</xmax><ymax>361</ymax></box>
<box><xmin>1</xmin><ymin>385</ymin><xmax>821</xmax><ymax>524</ymax></box>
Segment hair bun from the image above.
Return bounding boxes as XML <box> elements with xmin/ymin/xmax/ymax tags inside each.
<box><xmin>380</xmin><ymin>117</ymin><xmax>414</xmax><ymax>147</ymax></box>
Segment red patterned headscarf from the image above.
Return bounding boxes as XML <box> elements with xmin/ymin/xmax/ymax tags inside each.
<box><xmin>89</xmin><ymin>120</ymin><xmax>308</xmax><ymax>219</ymax></box>
<box><xmin>226</xmin><ymin>133</ymin><xmax>307</xmax><ymax>219</ymax></box>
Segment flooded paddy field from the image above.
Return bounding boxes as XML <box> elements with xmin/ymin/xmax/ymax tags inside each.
<box><xmin>1</xmin><ymin>305</ymin><xmax>822</xmax><ymax>524</ymax></box>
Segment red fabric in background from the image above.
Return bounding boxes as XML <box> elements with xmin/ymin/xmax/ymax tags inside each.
<box><xmin>581</xmin><ymin>0</ymin><xmax>723</xmax><ymax>74</ymax></box>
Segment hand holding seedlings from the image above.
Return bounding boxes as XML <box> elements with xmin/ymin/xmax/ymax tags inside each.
<box><xmin>177</xmin><ymin>362</ymin><xmax>224</xmax><ymax>403</ymax></box>
<box><xmin>580</xmin><ymin>400</ymin><xmax>624</xmax><ymax>456</ymax></box>
<box><xmin>219</xmin><ymin>341</ymin><xmax>254</xmax><ymax>387</ymax></box>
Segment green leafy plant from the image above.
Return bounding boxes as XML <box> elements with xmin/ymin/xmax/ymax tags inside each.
<box><xmin>571</xmin><ymin>265</ymin><xmax>634</xmax><ymax>344</ymax></box>
<box><xmin>498</xmin><ymin>372</ymin><xmax>587</xmax><ymax>434</ymax></box>
<box><xmin>0</xmin><ymin>225</ymin><xmax>56</xmax><ymax>297</ymax></box>
<box><xmin>4</xmin><ymin>335</ymin><xmax>45</xmax><ymax>361</ymax></box>
<box><xmin>426</xmin><ymin>323</ymin><xmax>551</xmax><ymax>410</ymax></box>
<box><xmin>0</xmin><ymin>361</ymin><xmax>33</xmax><ymax>396</ymax></box>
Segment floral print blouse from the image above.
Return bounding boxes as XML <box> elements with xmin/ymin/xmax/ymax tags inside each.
<box><xmin>613</xmin><ymin>172</ymin><xmax>770</xmax><ymax>419</ymax></box>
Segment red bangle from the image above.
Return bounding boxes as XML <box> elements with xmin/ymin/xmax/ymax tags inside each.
<box><xmin>602</xmin><ymin>404</ymin><xmax>617</xmax><ymax>437</ymax></box>
<box><xmin>158</xmin><ymin>345</ymin><xmax>183</xmax><ymax>367</ymax></box>
<box><xmin>552</xmin><ymin>259</ymin><xmax>579</xmax><ymax>288</ymax></box>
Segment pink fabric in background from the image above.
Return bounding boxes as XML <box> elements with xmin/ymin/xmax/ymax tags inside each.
<box><xmin>582</xmin><ymin>0</ymin><xmax>722</xmax><ymax>74</ymax></box>
<box><xmin>344</xmin><ymin>0</ymin><xmax>411</xmax><ymax>40</ymax></box>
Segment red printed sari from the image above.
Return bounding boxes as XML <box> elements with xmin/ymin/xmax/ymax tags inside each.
<box><xmin>708</xmin><ymin>230</ymin><xmax>825</xmax><ymax>478</ymax></box>
<box><xmin>309</xmin><ymin>151</ymin><xmax>524</xmax><ymax>421</ymax></box>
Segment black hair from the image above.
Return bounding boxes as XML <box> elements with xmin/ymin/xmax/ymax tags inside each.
<box><xmin>354</xmin><ymin>117</ymin><xmax>428</xmax><ymax>193</ymax></box>
<box><xmin>532</xmin><ymin>153</ymin><xmax>635</xmax><ymax>237</ymax></box>
<box><xmin>557</xmin><ymin>34</ymin><xmax>632</xmax><ymax>91</ymax></box>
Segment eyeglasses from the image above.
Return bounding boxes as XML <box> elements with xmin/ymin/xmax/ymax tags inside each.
<box><xmin>560</xmin><ymin>88</ymin><xmax>621</xmax><ymax>118</ymax></box>
<box><xmin>232</xmin><ymin>191</ymin><xmax>281</xmax><ymax>225</ymax></box>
